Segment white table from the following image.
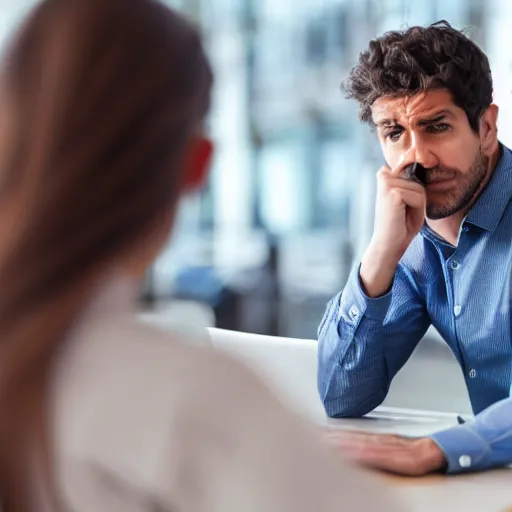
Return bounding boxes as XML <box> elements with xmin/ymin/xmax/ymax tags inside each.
<box><xmin>376</xmin><ymin>470</ymin><xmax>511</xmax><ymax>512</ymax></box>
<box><xmin>207</xmin><ymin>328</ymin><xmax>511</xmax><ymax>510</ymax></box>
<box><xmin>327</xmin><ymin>407</ymin><xmax>512</xmax><ymax>512</ymax></box>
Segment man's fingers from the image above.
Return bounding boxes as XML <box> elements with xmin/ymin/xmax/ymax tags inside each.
<box><xmin>332</xmin><ymin>443</ymin><xmax>421</xmax><ymax>475</ymax></box>
<box><xmin>408</xmin><ymin>202</ymin><xmax>427</xmax><ymax>229</ymax></box>
<box><xmin>379</xmin><ymin>158</ymin><xmax>418</xmax><ymax>179</ymax></box>
<box><xmin>378</xmin><ymin>173</ymin><xmax>426</xmax><ymax>193</ymax></box>
<box><xmin>390</xmin><ymin>188</ymin><xmax>426</xmax><ymax>210</ymax></box>
<box><xmin>324</xmin><ymin>430</ymin><xmax>431</xmax><ymax>476</ymax></box>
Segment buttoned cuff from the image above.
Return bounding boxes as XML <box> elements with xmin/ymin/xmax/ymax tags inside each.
<box><xmin>339</xmin><ymin>265</ymin><xmax>393</xmax><ymax>323</ymax></box>
<box><xmin>430</xmin><ymin>425</ymin><xmax>490</xmax><ymax>474</ymax></box>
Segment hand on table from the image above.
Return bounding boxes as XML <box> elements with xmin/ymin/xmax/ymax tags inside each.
<box><xmin>324</xmin><ymin>430</ymin><xmax>447</xmax><ymax>476</ymax></box>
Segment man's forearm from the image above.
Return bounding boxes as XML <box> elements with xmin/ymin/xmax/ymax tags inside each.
<box><xmin>318</xmin><ymin>263</ymin><xmax>427</xmax><ymax>418</ymax></box>
<box><xmin>359</xmin><ymin>242</ymin><xmax>400</xmax><ymax>298</ymax></box>
<box><xmin>318</xmin><ymin>309</ymin><xmax>387</xmax><ymax>418</ymax></box>
<box><xmin>317</xmin><ymin>284</ymin><xmax>392</xmax><ymax>418</ymax></box>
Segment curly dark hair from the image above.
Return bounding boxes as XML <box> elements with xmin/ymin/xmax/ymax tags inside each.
<box><xmin>343</xmin><ymin>21</ymin><xmax>493</xmax><ymax>132</ymax></box>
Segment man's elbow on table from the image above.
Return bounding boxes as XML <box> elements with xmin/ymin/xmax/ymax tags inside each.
<box><xmin>319</xmin><ymin>374</ymin><xmax>387</xmax><ymax>418</ymax></box>
<box><xmin>317</xmin><ymin>324</ymin><xmax>389</xmax><ymax>418</ymax></box>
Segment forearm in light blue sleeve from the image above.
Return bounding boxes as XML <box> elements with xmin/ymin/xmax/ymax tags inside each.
<box><xmin>317</xmin><ymin>263</ymin><xmax>430</xmax><ymax>418</ymax></box>
<box><xmin>431</xmin><ymin>395</ymin><xmax>512</xmax><ymax>473</ymax></box>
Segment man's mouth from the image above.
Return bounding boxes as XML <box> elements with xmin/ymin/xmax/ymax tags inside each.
<box><xmin>424</xmin><ymin>171</ymin><xmax>456</xmax><ymax>185</ymax></box>
<box><xmin>425</xmin><ymin>176</ymin><xmax>455</xmax><ymax>191</ymax></box>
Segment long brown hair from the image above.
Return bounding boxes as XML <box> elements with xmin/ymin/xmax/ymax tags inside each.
<box><xmin>0</xmin><ymin>0</ymin><xmax>212</xmax><ymax>508</ymax></box>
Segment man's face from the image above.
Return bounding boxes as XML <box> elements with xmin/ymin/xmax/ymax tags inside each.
<box><xmin>371</xmin><ymin>89</ymin><xmax>494</xmax><ymax>220</ymax></box>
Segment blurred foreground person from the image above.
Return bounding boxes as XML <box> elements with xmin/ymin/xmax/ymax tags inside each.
<box><xmin>0</xmin><ymin>0</ymin><xmax>402</xmax><ymax>510</ymax></box>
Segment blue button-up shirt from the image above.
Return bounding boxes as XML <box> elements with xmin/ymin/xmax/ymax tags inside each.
<box><xmin>318</xmin><ymin>143</ymin><xmax>512</xmax><ymax>473</ymax></box>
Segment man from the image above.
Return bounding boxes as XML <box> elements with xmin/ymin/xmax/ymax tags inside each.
<box><xmin>318</xmin><ymin>21</ymin><xmax>512</xmax><ymax>475</ymax></box>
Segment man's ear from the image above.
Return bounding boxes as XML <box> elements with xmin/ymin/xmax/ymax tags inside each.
<box><xmin>182</xmin><ymin>136</ymin><xmax>214</xmax><ymax>191</ymax></box>
<box><xmin>479</xmin><ymin>104</ymin><xmax>499</xmax><ymax>156</ymax></box>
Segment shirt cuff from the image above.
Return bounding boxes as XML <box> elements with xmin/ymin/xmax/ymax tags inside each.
<box><xmin>430</xmin><ymin>425</ymin><xmax>490</xmax><ymax>474</ymax></box>
<box><xmin>340</xmin><ymin>265</ymin><xmax>393</xmax><ymax>323</ymax></box>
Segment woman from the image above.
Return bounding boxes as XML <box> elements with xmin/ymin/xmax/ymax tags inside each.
<box><xmin>0</xmin><ymin>0</ymin><xmax>401</xmax><ymax>510</ymax></box>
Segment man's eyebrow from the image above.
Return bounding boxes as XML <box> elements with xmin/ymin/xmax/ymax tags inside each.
<box><xmin>373</xmin><ymin>118</ymin><xmax>402</xmax><ymax>128</ymax></box>
<box><xmin>417</xmin><ymin>110</ymin><xmax>453</xmax><ymax>125</ymax></box>
<box><xmin>373</xmin><ymin>110</ymin><xmax>454</xmax><ymax>128</ymax></box>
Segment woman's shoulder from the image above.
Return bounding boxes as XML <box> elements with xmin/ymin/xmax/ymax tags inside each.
<box><xmin>54</xmin><ymin>316</ymin><xmax>280</xmax><ymax>467</ymax></box>
<box><xmin>53</xmin><ymin>317</ymin><xmax>402</xmax><ymax>512</ymax></box>
<box><xmin>53</xmin><ymin>317</ymin><xmax>317</xmax><ymax>507</ymax></box>
<box><xmin>56</xmin><ymin>315</ymin><xmax>268</xmax><ymax>420</ymax></box>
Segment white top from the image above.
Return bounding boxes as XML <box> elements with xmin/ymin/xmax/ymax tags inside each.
<box><xmin>44</xmin><ymin>276</ymin><xmax>402</xmax><ymax>511</ymax></box>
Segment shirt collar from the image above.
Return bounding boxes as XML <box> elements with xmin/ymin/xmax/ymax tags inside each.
<box><xmin>421</xmin><ymin>223</ymin><xmax>453</xmax><ymax>247</ymax></box>
<box><xmin>465</xmin><ymin>143</ymin><xmax>512</xmax><ymax>232</ymax></box>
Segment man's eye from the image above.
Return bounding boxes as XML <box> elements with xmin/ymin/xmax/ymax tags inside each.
<box><xmin>386</xmin><ymin>130</ymin><xmax>403</xmax><ymax>141</ymax></box>
<box><xmin>428</xmin><ymin>123</ymin><xmax>450</xmax><ymax>133</ymax></box>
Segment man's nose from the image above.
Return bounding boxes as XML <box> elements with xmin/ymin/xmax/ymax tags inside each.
<box><xmin>410</xmin><ymin>133</ymin><xmax>438</xmax><ymax>169</ymax></box>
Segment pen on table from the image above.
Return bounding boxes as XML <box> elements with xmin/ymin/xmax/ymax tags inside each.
<box><xmin>457</xmin><ymin>415</ymin><xmax>466</xmax><ymax>425</ymax></box>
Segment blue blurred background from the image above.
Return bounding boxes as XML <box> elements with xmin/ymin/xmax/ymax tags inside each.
<box><xmin>2</xmin><ymin>0</ymin><xmax>512</xmax><ymax>338</ymax></box>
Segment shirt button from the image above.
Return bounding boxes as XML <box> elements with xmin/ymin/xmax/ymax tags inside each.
<box><xmin>451</xmin><ymin>260</ymin><xmax>460</xmax><ymax>270</ymax></box>
<box><xmin>469</xmin><ymin>369</ymin><xmax>477</xmax><ymax>379</ymax></box>
<box><xmin>462</xmin><ymin>225</ymin><xmax>470</xmax><ymax>233</ymax></box>
<box><xmin>459</xmin><ymin>455</ymin><xmax>472</xmax><ymax>468</ymax></box>
<box><xmin>454</xmin><ymin>305</ymin><xmax>462</xmax><ymax>316</ymax></box>
<box><xmin>349</xmin><ymin>305</ymin><xmax>359</xmax><ymax>320</ymax></box>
